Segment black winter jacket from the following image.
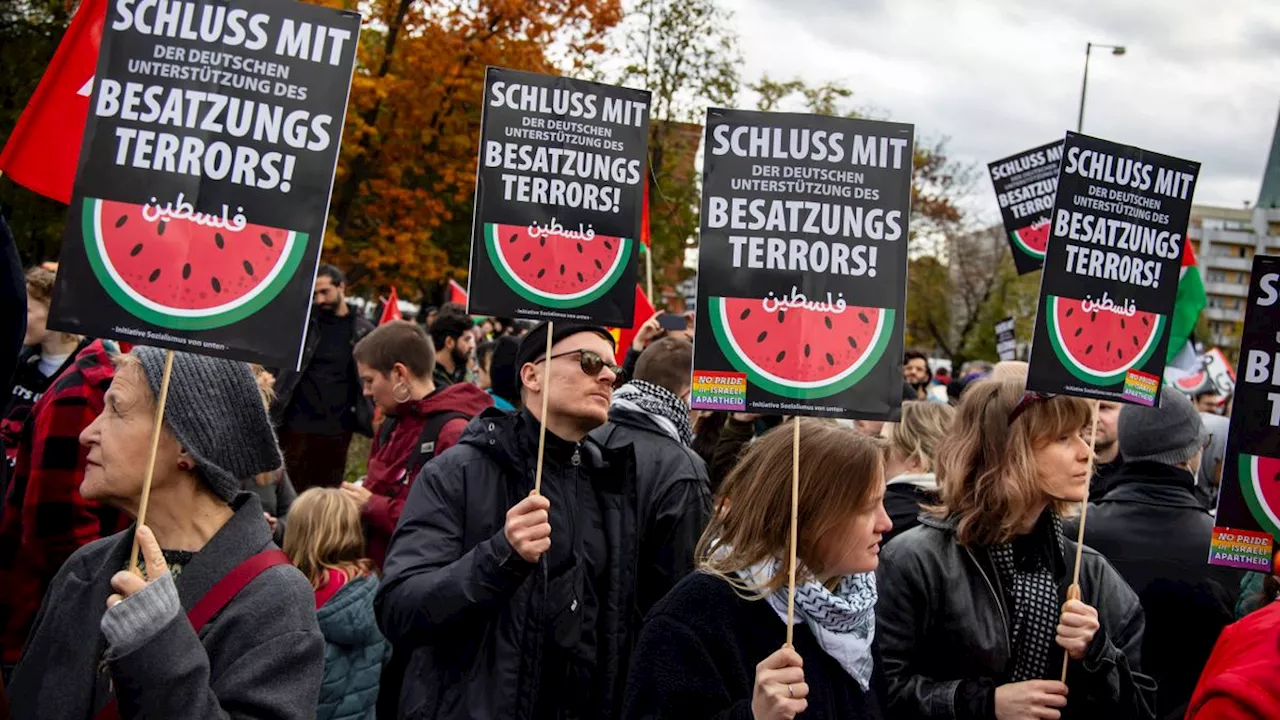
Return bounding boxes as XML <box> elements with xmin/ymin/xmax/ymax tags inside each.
<box><xmin>590</xmin><ymin>405</ymin><xmax>712</xmax><ymax>615</ymax></box>
<box><xmin>375</xmin><ymin>408</ymin><xmax>642</xmax><ymax>720</ymax></box>
<box><xmin>876</xmin><ymin>515</ymin><xmax>1157</xmax><ymax>720</ymax></box>
<box><xmin>1064</xmin><ymin>462</ymin><xmax>1242</xmax><ymax>720</ymax></box>
<box><xmin>270</xmin><ymin>304</ymin><xmax>375</xmax><ymax>436</ymax></box>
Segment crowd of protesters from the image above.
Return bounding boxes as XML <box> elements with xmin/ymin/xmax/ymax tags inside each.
<box><xmin>0</xmin><ymin>232</ymin><xmax>1275</xmax><ymax>719</ymax></box>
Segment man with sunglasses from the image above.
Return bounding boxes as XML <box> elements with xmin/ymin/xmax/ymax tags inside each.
<box><xmin>377</xmin><ymin>321</ymin><xmax>648</xmax><ymax>720</ymax></box>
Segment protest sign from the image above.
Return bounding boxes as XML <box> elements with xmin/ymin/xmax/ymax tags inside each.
<box><xmin>1026</xmin><ymin>132</ymin><xmax>1199</xmax><ymax>406</ymax></box>
<box><xmin>466</xmin><ymin>67</ymin><xmax>650</xmax><ymax>327</ymax></box>
<box><xmin>45</xmin><ymin>0</ymin><xmax>360</xmax><ymax>369</ymax></box>
<box><xmin>988</xmin><ymin>140</ymin><xmax>1063</xmax><ymax>274</ymax></box>
<box><xmin>996</xmin><ymin>316</ymin><xmax>1017</xmax><ymax>361</ymax></box>
<box><xmin>688</xmin><ymin>108</ymin><xmax>911</xmax><ymax>420</ymax></box>
<box><xmin>1166</xmin><ymin>347</ymin><xmax>1237</xmax><ymax>398</ymax></box>
<box><xmin>1209</xmin><ymin>256</ymin><xmax>1280</xmax><ymax>572</ymax></box>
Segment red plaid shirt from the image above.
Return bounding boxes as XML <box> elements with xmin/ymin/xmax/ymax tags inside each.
<box><xmin>0</xmin><ymin>340</ymin><xmax>127</xmax><ymax>665</ymax></box>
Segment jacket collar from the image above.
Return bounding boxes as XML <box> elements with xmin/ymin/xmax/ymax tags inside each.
<box><xmin>1096</xmin><ymin>461</ymin><xmax>1206</xmax><ymax>510</ymax></box>
<box><xmin>918</xmin><ymin>510</ymin><xmax>1069</xmax><ymax>579</ymax></box>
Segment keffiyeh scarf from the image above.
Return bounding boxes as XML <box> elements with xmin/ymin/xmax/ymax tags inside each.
<box><xmin>988</xmin><ymin>511</ymin><xmax>1065</xmax><ymax>681</ymax></box>
<box><xmin>613</xmin><ymin>380</ymin><xmax>693</xmax><ymax>446</ymax></box>
<box><xmin>739</xmin><ymin>560</ymin><xmax>878</xmax><ymax>690</ymax></box>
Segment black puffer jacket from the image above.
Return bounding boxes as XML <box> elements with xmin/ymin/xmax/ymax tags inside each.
<box><xmin>375</xmin><ymin>408</ymin><xmax>640</xmax><ymax>720</ymax></box>
<box><xmin>876</xmin><ymin>515</ymin><xmax>1157</xmax><ymax>720</ymax></box>
<box><xmin>590</xmin><ymin>405</ymin><xmax>711</xmax><ymax>615</ymax></box>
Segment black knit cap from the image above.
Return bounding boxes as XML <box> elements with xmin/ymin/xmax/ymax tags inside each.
<box><xmin>515</xmin><ymin>321</ymin><xmax>615</xmax><ymax>373</ymax></box>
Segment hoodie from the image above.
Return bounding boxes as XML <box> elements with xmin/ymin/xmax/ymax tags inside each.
<box><xmin>361</xmin><ymin>382</ymin><xmax>493</xmax><ymax>567</ymax></box>
<box><xmin>882</xmin><ymin>473</ymin><xmax>938</xmax><ymax>546</ymax></box>
<box><xmin>317</xmin><ymin>575</ymin><xmax>388</xmax><ymax>720</ymax></box>
<box><xmin>1188</xmin><ymin>600</ymin><xmax>1280</xmax><ymax>720</ymax></box>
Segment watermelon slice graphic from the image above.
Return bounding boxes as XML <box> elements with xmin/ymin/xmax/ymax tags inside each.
<box><xmin>1046</xmin><ymin>295</ymin><xmax>1166</xmax><ymax>386</ymax></box>
<box><xmin>483</xmin><ymin>223</ymin><xmax>632</xmax><ymax>309</ymax></box>
<box><xmin>1173</xmin><ymin>370</ymin><xmax>1211</xmax><ymax>394</ymax></box>
<box><xmin>707</xmin><ymin>296</ymin><xmax>894</xmax><ymax>400</ymax></box>
<box><xmin>1239</xmin><ymin>454</ymin><xmax>1280</xmax><ymax>537</ymax></box>
<box><xmin>83</xmin><ymin>197</ymin><xmax>308</xmax><ymax>331</ymax></box>
<box><xmin>1011</xmin><ymin>220</ymin><xmax>1050</xmax><ymax>260</ymax></box>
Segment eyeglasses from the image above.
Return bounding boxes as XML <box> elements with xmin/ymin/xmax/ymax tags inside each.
<box><xmin>1008</xmin><ymin>391</ymin><xmax>1056</xmax><ymax>426</ymax></box>
<box><xmin>535</xmin><ymin>349</ymin><xmax>627</xmax><ymax>388</ymax></box>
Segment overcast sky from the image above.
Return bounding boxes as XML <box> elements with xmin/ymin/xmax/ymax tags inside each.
<box><xmin>723</xmin><ymin>0</ymin><xmax>1280</xmax><ymax>225</ymax></box>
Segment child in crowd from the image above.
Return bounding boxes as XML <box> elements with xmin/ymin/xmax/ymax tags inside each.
<box><xmin>284</xmin><ymin>488</ymin><xmax>387</xmax><ymax>720</ymax></box>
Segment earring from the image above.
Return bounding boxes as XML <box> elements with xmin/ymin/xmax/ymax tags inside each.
<box><xmin>178</xmin><ymin>460</ymin><xmax>191</xmax><ymax>471</ymax></box>
<box><xmin>392</xmin><ymin>381</ymin><xmax>411</xmax><ymax>404</ymax></box>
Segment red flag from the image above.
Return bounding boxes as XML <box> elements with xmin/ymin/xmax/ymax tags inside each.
<box><xmin>378</xmin><ymin>286</ymin><xmax>403</xmax><ymax>325</ymax></box>
<box><xmin>0</xmin><ymin>0</ymin><xmax>107</xmax><ymax>203</ymax></box>
<box><xmin>447</xmin><ymin>279</ymin><xmax>469</xmax><ymax>306</ymax></box>
<box><xmin>611</xmin><ymin>284</ymin><xmax>656</xmax><ymax>354</ymax></box>
<box><xmin>640</xmin><ymin>180</ymin><xmax>651</xmax><ymax>249</ymax></box>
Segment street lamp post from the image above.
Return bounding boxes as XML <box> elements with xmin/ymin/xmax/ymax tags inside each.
<box><xmin>1077</xmin><ymin>42</ymin><xmax>1126</xmax><ymax>132</ymax></box>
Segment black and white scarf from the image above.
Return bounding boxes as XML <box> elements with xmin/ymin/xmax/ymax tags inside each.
<box><xmin>613</xmin><ymin>380</ymin><xmax>693</xmax><ymax>446</ymax></box>
<box><xmin>988</xmin><ymin>511</ymin><xmax>1065</xmax><ymax>682</ymax></box>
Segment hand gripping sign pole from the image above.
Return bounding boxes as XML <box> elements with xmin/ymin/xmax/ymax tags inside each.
<box><xmin>1061</xmin><ymin>398</ymin><xmax>1101</xmax><ymax>682</ymax></box>
<box><xmin>532</xmin><ymin>322</ymin><xmax>555</xmax><ymax>496</ymax></box>
<box><xmin>785</xmin><ymin>415</ymin><xmax>800</xmax><ymax>647</ymax></box>
<box><xmin>128</xmin><ymin>349</ymin><xmax>175</xmax><ymax>575</ymax></box>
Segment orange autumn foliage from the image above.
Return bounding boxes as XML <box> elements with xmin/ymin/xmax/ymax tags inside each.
<box><xmin>311</xmin><ymin>0</ymin><xmax>622</xmax><ymax>297</ymax></box>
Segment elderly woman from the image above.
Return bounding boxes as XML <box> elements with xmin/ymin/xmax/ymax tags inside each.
<box><xmin>8</xmin><ymin>347</ymin><xmax>323</xmax><ymax>719</ymax></box>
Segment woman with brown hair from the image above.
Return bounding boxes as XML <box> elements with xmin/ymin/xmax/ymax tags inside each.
<box><xmin>623</xmin><ymin>419</ymin><xmax>892</xmax><ymax>719</ymax></box>
<box><xmin>876</xmin><ymin>379</ymin><xmax>1157</xmax><ymax>720</ymax></box>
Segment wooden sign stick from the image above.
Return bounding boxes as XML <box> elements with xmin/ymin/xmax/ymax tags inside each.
<box><xmin>129</xmin><ymin>349</ymin><xmax>175</xmax><ymax>575</ymax></box>
<box><xmin>533</xmin><ymin>321</ymin><xmax>554</xmax><ymax>496</ymax></box>
<box><xmin>785</xmin><ymin>415</ymin><xmax>800</xmax><ymax>648</ymax></box>
<box><xmin>1061</xmin><ymin>397</ymin><xmax>1101</xmax><ymax>682</ymax></box>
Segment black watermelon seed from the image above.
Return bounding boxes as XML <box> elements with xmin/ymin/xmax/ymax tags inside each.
<box><xmin>115</xmin><ymin>214</ymin><xmax>128</xmax><ymax>228</ymax></box>
<box><xmin>1085</xmin><ymin>344</ymin><xmax>1093</xmax><ymax>355</ymax></box>
<box><xmin>825</xmin><ymin>353</ymin><xmax>835</xmax><ymax>366</ymax></box>
<box><xmin>756</xmin><ymin>331</ymin><xmax>768</xmax><ymax>344</ymax></box>
<box><xmin>243</xmin><ymin>260</ymin><xmax>254</xmax><ymax>276</ymax></box>
<box><xmin>215</xmin><ymin>233</ymin><xmax>225</xmax><ymax>249</ymax></box>
<box><xmin>1106</xmin><ymin>341</ymin><xmax>1111</xmax><ymax>351</ymax></box>
<box><xmin>1074</xmin><ymin>327</ymin><xmax>1083</xmax><ymax>337</ymax></box>
<box><xmin>1132</xmin><ymin>335</ymin><xmax>1139</xmax><ymax>347</ymax></box>
<box><xmin>577</xmin><ymin>272</ymin><xmax>584</xmax><ymax>282</ymax></box>
<box><xmin>804</xmin><ymin>344</ymin><xmax>811</xmax><ymax>357</ymax></box>
<box><xmin>157</xmin><ymin>221</ymin><xmax>167</xmax><ymax>236</ymax></box>
<box><xmin>129</xmin><ymin>243</ymin><xmax>144</xmax><ymax>257</ymax></box>
<box><xmin>148</xmin><ymin>268</ymin><xmax>160</xmax><ymax>282</ymax></box>
<box><xmin>593</xmin><ymin>259</ymin><xmax>603</xmax><ymax>271</ymax></box>
<box><xmin>858</xmin><ymin>312</ymin><xmax>869</xmax><ymax>323</ymax></box>
<box><xmin>777</xmin><ymin>310</ymin><xmax>785</xmax><ymax>323</ymax></box>
<box><xmin>182</xmin><ymin>264</ymin><xmax>191</xmax><ymax>280</ymax></box>
<box><xmin>577</xmin><ymin>243</ymin><xmax>583</xmax><ymax>254</ymax></box>
<box><xmin>1142</xmin><ymin>316</ymin><xmax>1150</xmax><ymax>326</ymax></box>
<box><xmin>1065</xmin><ymin>307</ymin><xmax>1074</xmax><ymax>317</ymax></box>
<box><xmin>211</xmin><ymin>277</ymin><xmax>222</xmax><ymax>293</ymax></box>
<box><xmin>604</xmin><ymin>240</ymin><xmax>613</xmax><ymax>251</ymax></box>
<box><xmin>559</xmin><ymin>264</ymin><xmax>565</xmax><ymax>275</ymax></box>
<box><xmin>848</xmin><ymin>336</ymin><xmax>858</xmax><ymax>350</ymax></box>
<box><xmin>1091</xmin><ymin>311</ymin><xmax>1098</xmax><ymax>322</ymax></box>
<box><xmin>1117</xmin><ymin>349</ymin><xmax>1124</xmax><ymax>359</ymax></box>
<box><xmin>260</xmin><ymin>233</ymin><xmax>273</xmax><ymax>248</ymax></box>
<box><xmin>739</xmin><ymin>308</ymin><xmax>751</xmax><ymax>320</ymax></box>
<box><xmin>539</xmin><ymin>237</ymin><xmax>546</xmax><ymax>247</ymax></box>
<box><xmin>1119</xmin><ymin>318</ymin><xmax>1125</xmax><ymax>330</ymax></box>
<box><xmin>775</xmin><ymin>350</ymin><xmax>786</xmax><ymax>363</ymax></box>
<box><xmin>522</xmin><ymin>252</ymin><xmax>532</xmax><ymax>262</ymax></box>
<box><xmin>508</xmin><ymin>233</ymin><xmax>518</xmax><ymax>244</ymax></box>
<box><xmin>537</xmin><ymin>269</ymin><xmax>546</xmax><ymax>279</ymax></box>
<box><xmin>824</xmin><ymin>316</ymin><xmax>833</xmax><ymax>330</ymax></box>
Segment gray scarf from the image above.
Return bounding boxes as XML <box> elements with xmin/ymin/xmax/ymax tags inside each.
<box><xmin>612</xmin><ymin>380</ymin><xmax>693</xmax><ymax>445</ymax></box>
<box><xmin>988</xmin><ymin>511</ymin><xmax>1065</xmax><ymax>681</ymax></box>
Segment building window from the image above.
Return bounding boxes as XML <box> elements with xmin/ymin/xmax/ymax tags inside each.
<box><xmin>1203</xmin><ymin>218</ymin><xmax>1226</xmax><ymax>230</ymax></box>
<box><xmin>1207</xmin><ymin>269</ymin><xmax>1227</xmax><ymax>283</ymax></box>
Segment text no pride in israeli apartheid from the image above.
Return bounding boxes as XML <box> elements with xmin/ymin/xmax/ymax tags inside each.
<box><xmin>987</xmin><ymin>139</ymin><xmax>1063</xmax><ymax>274</ymax></box>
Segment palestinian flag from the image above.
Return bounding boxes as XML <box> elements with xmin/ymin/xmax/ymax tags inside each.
<box><xmin>1166</xmin><ymin>237</ymin><xmax>1207</xmax><ymax>363</ymax></box>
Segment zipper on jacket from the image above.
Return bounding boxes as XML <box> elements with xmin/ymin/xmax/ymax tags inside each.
<box><xmin>962</xmin><ymin>545</ymin><xmax>1012</xmax><ymax>652</ymax></box>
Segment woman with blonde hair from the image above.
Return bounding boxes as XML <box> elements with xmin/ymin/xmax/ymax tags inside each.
<box><xmin>623</xmin><ymin>419</ymin><xmax>892</xmax><ymax>719</ymax></box>
<box><xmin>879</xmin><ymin>400</ymin><xmax>955</xmax><ymax>545</ymax></box>
<box><xmin>284</xmin><ymin>487</ymin><xmax>386</xmax><ymax>720</ymax></box>
<box><xmin>876</xmin><ymin>379</ymin><xmax>1156</xmax><ymax>719</ymax></box>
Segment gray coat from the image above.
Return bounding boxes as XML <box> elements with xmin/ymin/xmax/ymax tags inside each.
<box><xmin>9</xmin><ymin>493</ymin><xmax>324</xmax><ymax>719</ymax></box>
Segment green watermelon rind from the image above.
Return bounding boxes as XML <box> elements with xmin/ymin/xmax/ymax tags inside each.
<box><xmin>1240</xmin><ymin>453</ymin><xmax>1280</xmax><ymax>539</ymax></box>
<box><xmin>483</xmin><ymin>223</ymin><xmax>632</xmax><ymax>309</ymax></box>
<box><xmin>1046</xmin><ymin>295</ymin><xmax>1167</xmax><ymax>386</ymax></box>
<box><xmin>707</xmin><ymin>296</ymin><xmax>895</xmax><ymax>400</ymax></box>
<box><xmin>1010</xmin><ymin>228</ymin><xmax>1046</xmax><ymax>260</ymax></box>
<box><xmin>82</xmin><ymin>198</ymin><xmax>308</xmax><ymax>331</ymax></box>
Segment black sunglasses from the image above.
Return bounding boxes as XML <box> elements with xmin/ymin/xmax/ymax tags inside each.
<box><xmin>535</xmin><ymin>349</ymin><xmax>627</xmax><ymax>388</ymax></box>
<box><xmin>1008</xmin><ymin>391</ymin><xmax>1056</xmax><ymax>426</ymax></box>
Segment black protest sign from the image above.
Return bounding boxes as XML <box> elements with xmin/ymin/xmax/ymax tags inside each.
<box><xmin>996</xmin><ymin>317</ymin><xmax>1016</xmax><ymax>361</ymax></box>
<box><xmin>1026</xmin><ymin>132</ymin><xmax>1199</xmax><ymax>406</ymax></box>
<box><xmin>988</xmin><ymin>140</ymin><xmax>1063</xmax><ymax>274</ymax></box>
<box><xmin>466</xmin><ymin>67</ymin><xmax>649</xmax><ymax>327</ymax></box>
<box><xmin>689</xmin><ymin>108</ymin><xmax>911</xmax><ymax>421</ymax></box>
<box><xmin>1209</xmin><ymin>256</ymin><xmax>1280</xmax><ymax>573</ymax></box>
<box><xmin>46</xmin><ymin>0</ymin><xmax>360</xmax><ymax>369</ymax></box>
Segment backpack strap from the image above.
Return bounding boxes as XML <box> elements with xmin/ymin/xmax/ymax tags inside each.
<box><xmin>401</xmin><ymin>411</ymin><xmax>471</xmax><ymax>482</ymax></box>
<box><xmin>377</xmin><ymin>415</ymin><xmax>398</xmax><ymax>450</ymax></box>
<box><xmin>92</xmin><ymin>549</ymin><xmax>291</xmax><ymax>720</ymax></box>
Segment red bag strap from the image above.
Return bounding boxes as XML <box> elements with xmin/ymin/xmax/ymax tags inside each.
<box><xmin>93</xmin><ymin>549</ymin><xmax>291</xmax><ymax>720</ymax></box>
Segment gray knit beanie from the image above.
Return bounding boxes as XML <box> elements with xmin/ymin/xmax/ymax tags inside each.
<box><xmin>1118</xmin><ymin>386</ymin><xmax>1210</xmax><ymax>467</ymax></box>
<box><xmin>133</xmin><ymin>347</ymin><xmax>283</xmax><ymax>502</ymax></box>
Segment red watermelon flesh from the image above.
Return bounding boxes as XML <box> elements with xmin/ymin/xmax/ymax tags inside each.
<box><xmin>1011</xmin><ymin>219</ymin><xmax>1050</xmax><ymax>259</ymax></box>
<box><xmin>1174</xmin><ymin>370</ymin><xmax>1210</xmax><ymax>393</ymax></box>
<box><xmin>1241</xmin><ymin>454</ymin><xmax>1280</xmax><ymax>537</ymax></box>
<box><xmin>708</xmin><ymin>295</ymin><xmax>895</xmax><ymax>399</ymax></box>
<box><xmin>95</xmin><ymin>199</ymin><xmax>292</xmax><ymax>311</ymax></box>
<box><xmin>483</xmin><ymin>222</ymin><xmax>631</xmax><ymax>309</ymax></box>
<box><xmin>1047</xmin><ymin>295</ymin><xmax>1165</xmax><ymax>385</ymax></box>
